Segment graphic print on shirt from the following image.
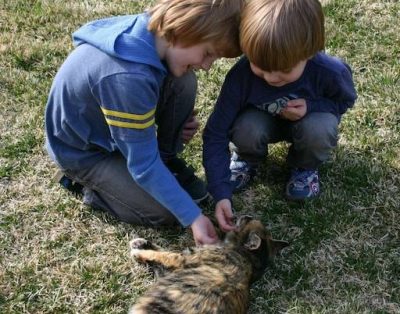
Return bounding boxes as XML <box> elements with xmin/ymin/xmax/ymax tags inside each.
<box><xmin>254</xmin><ymin>93</ymin><xmax>298</xmax><ymax>115</ymax></box>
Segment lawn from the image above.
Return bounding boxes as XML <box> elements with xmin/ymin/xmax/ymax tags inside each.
<box><xmin>0</xmin><ymin>0</ymin><xmax>399</xmax><ymax>313</ymax></box>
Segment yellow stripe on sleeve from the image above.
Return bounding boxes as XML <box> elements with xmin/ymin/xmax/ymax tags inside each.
<box><xmin>105</xmin><ymin>118</ymin><xmax>155</xmax><ymax>129</ymax></box>
<box><xmin>101</xmin><ymin>107</ymin><xmax>156</xmax><ymax>120</ymax></box>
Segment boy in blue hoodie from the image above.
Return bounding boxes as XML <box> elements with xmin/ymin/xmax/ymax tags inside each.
<box><xmin>203</xmin><ymin>0</ymin><xmax>357</xmax><ymax>231</ymax></box>
<box><xmin>45</xmin><ymin>0</ymin><xmax>243</xmax><ymax>245</ymax></box>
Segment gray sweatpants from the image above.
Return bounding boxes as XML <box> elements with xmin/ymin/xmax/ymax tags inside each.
<box><xmin>230</xmin><ymin>107</ymin><xmax>339</xmax><ymax>169</ymax></box>
<box><xmin>63</xmin><ymin>71</ymin><xmax>197</xmax><ymax>226</ymax></box>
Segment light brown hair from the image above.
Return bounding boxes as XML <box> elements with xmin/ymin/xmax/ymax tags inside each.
<box><xmin>148</xmin><ymin>0</ymin><xmax>244</xmax><ymax>58</ymax></box>
<box><xmin>240</xmin><ymin>0</ymin><xmax>325</xmax><ymax>71</ymax></box>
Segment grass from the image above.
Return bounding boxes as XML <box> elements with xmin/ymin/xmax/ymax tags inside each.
<box><xmin>1</xmin><ymin>0</ymin><xmax>399</xmax><ymax>313</ymax></box>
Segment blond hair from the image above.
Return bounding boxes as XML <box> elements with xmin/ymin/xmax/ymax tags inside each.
<box><xmin>148</xmin><ymin>0</ymin><xmax>243</xmax><ymax>58</ymax></box>
<box><xmin>240</xmin><ymin>0</ymin><xmax>325</xmax><ymax>71</ymax></box>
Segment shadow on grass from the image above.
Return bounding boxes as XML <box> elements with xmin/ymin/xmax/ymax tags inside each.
<box><xmin>231</xmin><ymin>143</ymin><xmax>400</xmax><ymax>312</ymax></box>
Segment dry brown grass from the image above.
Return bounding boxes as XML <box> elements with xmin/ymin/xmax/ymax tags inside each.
<box><xmin>1</xmin><ymin>0</ymin><xmax>399</xmax><ymax>313</ymax></box>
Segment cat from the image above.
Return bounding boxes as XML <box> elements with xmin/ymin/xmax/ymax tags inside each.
<box><xmin>129</xmin><ymin>215</ymin><xmax>289</xmax><ymax>314</ymax></box>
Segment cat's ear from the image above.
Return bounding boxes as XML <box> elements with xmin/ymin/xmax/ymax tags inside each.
<box><xmin>236</xmin><ymin>215</ymin><xmax>253</xmax><ymax>228</ymax></box>
<box><xmin>244</xmin><ymin>231</ymin><xmax>262</xmax><ymax>250</ymax></box>
<box><xmin>269</xmin><ymin>239</ymin><xmax>289</xmax><ymax>257</ymax></box>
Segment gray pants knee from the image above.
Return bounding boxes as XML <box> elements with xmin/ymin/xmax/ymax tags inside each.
<box><xmin>63</xmin><ymin>71</ymin><xmax>197</xmax><ymax>226</ymax></box>
<box><xmin>230</xmin><ymin>107</ymin><xmax>339</xmax><ymax>169</ymax></box>
<box><xmin>65</xmin><ymin>152</ymin><xmax>177</xmax><ymax>226</ymax></box>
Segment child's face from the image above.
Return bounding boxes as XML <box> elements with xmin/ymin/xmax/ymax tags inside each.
<box><xmin>164</xmin><ymin>42</ymin><xmax>219</xmax><ymax>77</ymax></box>
<box><xmin>250</xmin><ymin>60</ymin><xmax>308</xmax><ymax>87</ymax></box>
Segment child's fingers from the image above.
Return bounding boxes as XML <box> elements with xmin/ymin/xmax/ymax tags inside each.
<box><xmin>216</xmin><ymin>211</ymin><xmax>234</xmax><ymax>231</ymax></box>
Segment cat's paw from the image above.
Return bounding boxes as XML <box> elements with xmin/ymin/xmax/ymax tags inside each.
<box><xmin>130</xmin><ymin>238</ymin><xmax>149</xmax><ymax>259</ymax></box>
<box><xmin>130</xmin><ymin>238</ymin><xmax>150</xmax><ymax>250</ymax></box>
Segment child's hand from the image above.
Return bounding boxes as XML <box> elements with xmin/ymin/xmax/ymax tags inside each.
<box><xmin>191</xmin><ymin>214</ymin><xmax>219</xmax><ymax>246</ymax></box>
<box><xmin>281</xmin><ymin>98</ymin><xmax>307</xmax><ymax>121</ymax></box>
<box><xmin>215</xmin><ymin>199</ymin><xmax>236</xmax><ymax>232</ymax></box>
<box><xmin>182</xmin><ymin>110</ymin><xmax>200</xmax><ymax>143</ymax></box>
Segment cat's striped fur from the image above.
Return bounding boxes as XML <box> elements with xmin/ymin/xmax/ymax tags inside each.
<box><xmin>129</xmin><ymin>215</ymin><xmax>288</xmax><ymax>314</ymax></box>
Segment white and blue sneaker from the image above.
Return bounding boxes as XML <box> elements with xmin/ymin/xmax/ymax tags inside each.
<box><xmin>230</xmin><ymin>152</ymin><xmax>256</xmax><ymax>192</ymax></box>
<box><xmin>286</xmin><ymin>168</ymin><xmax>320</xmax><ymax>201</ymax></box>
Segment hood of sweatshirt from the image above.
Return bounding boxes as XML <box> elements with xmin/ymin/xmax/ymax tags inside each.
<box><xmin>72</xmin><ymin>13</ymin><xmax>166</xmax><ymax>74</ymax></box>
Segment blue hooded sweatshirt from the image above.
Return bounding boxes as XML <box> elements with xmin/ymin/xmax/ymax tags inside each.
<box><xmin>45</xmin><ymin>14</ymin><xmax>201</xmax><ymax>226</ymax></box>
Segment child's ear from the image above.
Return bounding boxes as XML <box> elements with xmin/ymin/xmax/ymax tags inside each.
<box><xmin>244</xmin><ymin>231</ymin><xmax>262</xmax><ymax>250</ymax></box>
<box><xmin>269</xmin><ymin>239</ymin><xmax>290</xmax><ymax>257</ymax></box>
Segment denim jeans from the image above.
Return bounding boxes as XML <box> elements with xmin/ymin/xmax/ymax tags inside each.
<box><xmin>229</xmin><ymin>107</ymin><xmax>339</xmax><ymax>169</ymax></box>
<box><xmin>63</xmin><ymin>71</ymin><xmax>197</xmax><ymax>226</ymax></box>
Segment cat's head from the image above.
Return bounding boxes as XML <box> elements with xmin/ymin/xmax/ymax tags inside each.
<box><xmin>238</xmin><ymin>215</ymin><xmax>288</xmax><ymax>258</ymax></box>
<box><xmin>227</xmin><ymin>215</ymin><xmax>289</xmax><ymax>282</ymax></box>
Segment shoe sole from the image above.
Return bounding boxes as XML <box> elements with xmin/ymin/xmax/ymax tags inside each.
<box><xmin>53</xmin><ymin>169</ymin><xmax>66</xmax><ymax>183</ymax></box>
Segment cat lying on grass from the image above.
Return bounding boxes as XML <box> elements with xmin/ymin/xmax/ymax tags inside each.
<box><xmin>129</xmin><ymin>215</ymin><xmax>289</xmax><ymax>314</ymax></box>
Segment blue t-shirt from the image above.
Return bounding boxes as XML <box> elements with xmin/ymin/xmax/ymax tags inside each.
<box><xmin>45</xmin><ymin>14</ymin><xmax>201</xmax><ymax>226</ymax></box>
<box><xmin>203</xmin><ymin>53</ymin><xmax>357</xmax><ymax>202</ymax></box>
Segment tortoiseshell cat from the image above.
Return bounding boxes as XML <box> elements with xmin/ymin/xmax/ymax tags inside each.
<box><xmin>129</xmin><ymin>215</ymin><xmax>289</xmax><ymax>314</ymax></box>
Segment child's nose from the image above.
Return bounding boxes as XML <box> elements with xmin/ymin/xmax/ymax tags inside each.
<box><xmin>201</xmin><ymin>56</ymin><xmax>217</xmax><ymax>71</ymax></box>
<box><xmin>264</xmin><ymin>72</ymin><xmax>281</xmax><ymax>83</ymax></box>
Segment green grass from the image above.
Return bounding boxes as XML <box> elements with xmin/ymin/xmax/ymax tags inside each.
<box><xmin>1</xmin><ymin>0</ymin><xmax>399</xmax><ymax>313</ymax></box>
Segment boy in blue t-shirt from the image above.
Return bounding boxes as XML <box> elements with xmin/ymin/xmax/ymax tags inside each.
<box><xmin>45</xmin><ymin>0</ymin><xmax>244</xmax><ymax>245</ymax></box>
<box><xmin>203</xmin><ymin>0</ymin><xmax>357</xmax><ymax>231</ymax></box>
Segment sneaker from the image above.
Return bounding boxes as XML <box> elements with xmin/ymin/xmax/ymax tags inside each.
<box><xmin>54</xmin><ymin>170</ymin><xmax>84</xmax><ymax>197</ymax></box>
<box><xmin>285</xmin><ymin>168</ymin><xmax>320</xmax><ymax>201</ymax></box>
<box><xmin>229</xmin><ymin>152</ymin><xmax>256</xmax><ymax>192</ymax></box>
<box><xmin>165</xmin><ymin>157</ymin><xmax>209</xmax><ymax>204</ymax></box>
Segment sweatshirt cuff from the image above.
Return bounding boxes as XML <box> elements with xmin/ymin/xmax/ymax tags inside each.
<box><xmin>209</xmin><ymin>182</ymin><xmax>233</xmax><ymax>204</ymax></box>
<box><xmin>177</xmin><ymin>206</ymin><xmax>202</xmax><ymax>227</ymax></box>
